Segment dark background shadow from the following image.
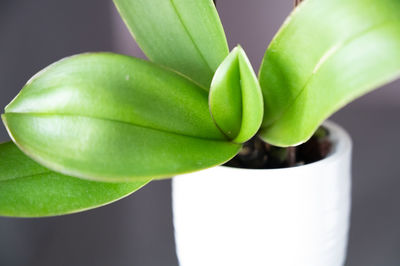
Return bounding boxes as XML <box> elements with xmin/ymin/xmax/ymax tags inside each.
<box><xmin>1</xmin><ymin>1</ymin><xmax>400</xmax><ymax>265</ymax></box>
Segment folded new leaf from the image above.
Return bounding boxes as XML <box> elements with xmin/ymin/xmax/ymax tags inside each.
<box><xmin>259</xmin><ymin>0</ymin><xmax>400</xmax><ymax>146</ymax></box>
<box><xmin>209</xmin><ymin>46</ymin><xmax>264</xmax><ymax>143</ymax></box>
<box><xmin>2</xmin><ymin>53</ymin><xmax>240</xmax><ymax>182</ymax></box>
<box><xmin>113</xmin><ymin>0</ymin><xmax>228</xmax><ymax>88</ymax></box>
<box><xmin>0</xmin><ymin>142</ymin><xmax>150</xmax><ymax>217</ymax></box>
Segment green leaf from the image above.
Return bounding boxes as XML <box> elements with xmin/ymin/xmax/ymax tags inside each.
<box><xmin>113</xmin><ymin>0</ymin><xmax>229</xmax><ymax>88</ymax></box>
<box><xmin>209</xmin><ymin>46</ymin><xmax>264</xmax><ymax>143</ymax></box>
<box><xmin>259</xmin><ymin>0</ymin><xmax>400</xmax><ymax>146</ymax></box>
<box><xmin>2</xmin><ymin>53</ymin><xmax>240</xmax><ymax>182</ymax></box>
<box><xmin>0</xmin><ymin>141</ymin><xmax>150</xmax><ymax>217</ymax></box>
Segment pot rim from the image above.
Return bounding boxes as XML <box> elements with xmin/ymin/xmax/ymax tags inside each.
<box><xmin>219</xmin><ymin>120</ymin><xmax>352</xmax><ymax>173</ymax></box>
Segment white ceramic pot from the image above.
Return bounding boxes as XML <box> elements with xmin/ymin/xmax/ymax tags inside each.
<box><xmin>172</xmin><ymin>121</ymin><xmax>352</xmax><ymax>266</ymax></box>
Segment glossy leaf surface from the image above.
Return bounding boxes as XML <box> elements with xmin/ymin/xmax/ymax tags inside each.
<box><xmin>2</xmin><ymin>53</ymin><xmax>240</xmax><ymax>182</ymax></box>
<box><xmin>209</xmin><ymin>46</ymin><xmax>264</xmax><ymax>143</ymax></box>
<box><xmin>259</xmin><ymin>0</ymin><xmax>400</xmax><ymax>146</ymax></box>
<box><xmin>0</xmin><ymin>142</ymin><xmax>150</xmax><ymax>217</ymax></box>
<box><xmin>113</xmin><ymin>0</ymin><xmax>229</xmax><ymax>88</ymax></box>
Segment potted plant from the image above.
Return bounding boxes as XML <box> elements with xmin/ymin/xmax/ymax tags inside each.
<box><xmin>0</xmin><ymin>0</ymin><xmax>399</xmax><ymax>265</ymax></box>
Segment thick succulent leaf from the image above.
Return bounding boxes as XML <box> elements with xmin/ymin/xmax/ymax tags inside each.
<box><xmin>209</xmin><ymin>48</ymin><xmax>242</xmax><ymax>139</ymax></box>
<box><xmin>259</xmin><ymin>0</ymin><xmax>400</xmax><ymax>146</ymax></box>
<box><xmin>0</xmin><ymin>142</ymin><xmax>150</xmax><ymax>217</ymax></box>
<box><xmin>113</xmin><ymin>0</ymin><xmax>228</xmax><ymax>88</ymax></box>
<box><xmin>209</xmin><ymin>46</ymin><xmax>264</xmax><ymax>143</ymax></box>
<box><xmin>2</xmin><ymin>53</ymin><xmax>240</xmax><ymax>182</ymax></box>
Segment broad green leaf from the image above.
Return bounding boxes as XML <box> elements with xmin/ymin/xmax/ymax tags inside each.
<box><xmin>2</xmin><ymin>53</ymin><xmax>240</xmax><ymax>182</ymax></box>
<box><xmin>209</xmin><ymin>46</ymin><xmax>264</xmax><ymax>143</ymax></box>
<box><xmin>113</xmin><ymin>0</ymin><xmax>228</xmax><ymax>88</ymax></box>
<box><xmin>0</xmin><ymin>141</ymin><xmax>150</xmax><ymax>217</ymax></box>
<box><xmin>259</xmin><ymin>0</ymin><xmax>400</xmax><ymax>146</ymax></box>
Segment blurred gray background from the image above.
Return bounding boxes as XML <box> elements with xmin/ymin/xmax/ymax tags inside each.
<box><xmin>1</xmin><ymin>1</ymin><xmax>399</xmax><ymax>265</ymax></box>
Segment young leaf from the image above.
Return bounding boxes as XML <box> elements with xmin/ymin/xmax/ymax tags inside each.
<box><xmin>113</xmin><ymin>0</ymin><xmax>229</xmax><ymax>88</ymax></box>
<box><xmin>259</xmin><ymin>0</ymin><xmax>400</xmax><ymax>146</ymax></box>
<box><xmin>0</xmin><ymin>141</ymin><xmax>150</xmax><ymax>217</ymax></box>
<box><xmin>2</xmin><ymin>53</ymin><xmax>240</xmax><ymax>182</ymax></box>
<box><xmin>209</xmin><ymin>46</ymin><xmax>264</xmax><ymax>143</ymax></box>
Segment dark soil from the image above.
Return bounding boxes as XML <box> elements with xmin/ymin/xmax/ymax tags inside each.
<box><xmin>225</xmin><ymin>126</ymin><xmax>332</xmax><ymax>169</ymax></box>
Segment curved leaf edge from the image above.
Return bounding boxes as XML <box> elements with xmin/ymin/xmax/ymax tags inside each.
<box><xmin>112</xmin><ymin>0</ymin><xmax>229</xmax><ymax>88</ymax></box>
<box><xmin>4</xmin><ymin>52</ymin><xmax>229</xmax><ymax>142</ymax></box>
<box><xmin>258</xmin><ymin>0</ymin><xmax>400</xmax><ymax>147</ymax></box>
<box><xmin>209</xmin><ymin>45</ymin><xmax>264</xmax><ymax>144</ymax></box>
<box><xmin>2</xmin><ymin>114</ymin><xmax>241</xmax><ymax>182</ymax></box>
<box><xmin>0</xmin><ymin>176</ymin><xmax>151</xmax><ymax>218</ymax></box>
<box><xmin>233</xmin><ymin>47</ymin><xmax>264</xmax><ymax>144</ymax></box>
<box><xmin>259</xmin><ymin>69</ymin><xmax>400</xmax><ymax>147</ymax></box>
<box><xmin>209</xmin><ymin>46</ymin><xmax>242</xmax><ymax>140</ymax></box>
<box><xmin>0</xmin><ymin>141</ymin><xmax>152</xmax><ymax>218</ymax></box>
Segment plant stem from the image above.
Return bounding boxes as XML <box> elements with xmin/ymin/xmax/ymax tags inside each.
<box><xmin>294</xmin><ymin>0</ymin><xmax>303</xmax><ymax>7</ymax></box>
<box><xmin>287</xmin><ymin>146</ymin><xmax>296</xmax><ymax>167</ymax></box>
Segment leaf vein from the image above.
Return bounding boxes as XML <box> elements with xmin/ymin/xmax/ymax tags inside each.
<box><xmin>267</xmin><ymin>19</ymin><xmax>399</xmax><ymax>130</ymax></box>
<box><xmin>0</xmin><ymin>171</ymin><xmax>52</xmax><ymax>183</ymax></box>
<box><xmin>6</xmin><ymin>112</ymin><xmax>230</xmax><ymax>142</ymax></box>
<box><xmin>170</xmin><ymin>0</ymin><xmax>214</xmax><ymax>77</ymax></box>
